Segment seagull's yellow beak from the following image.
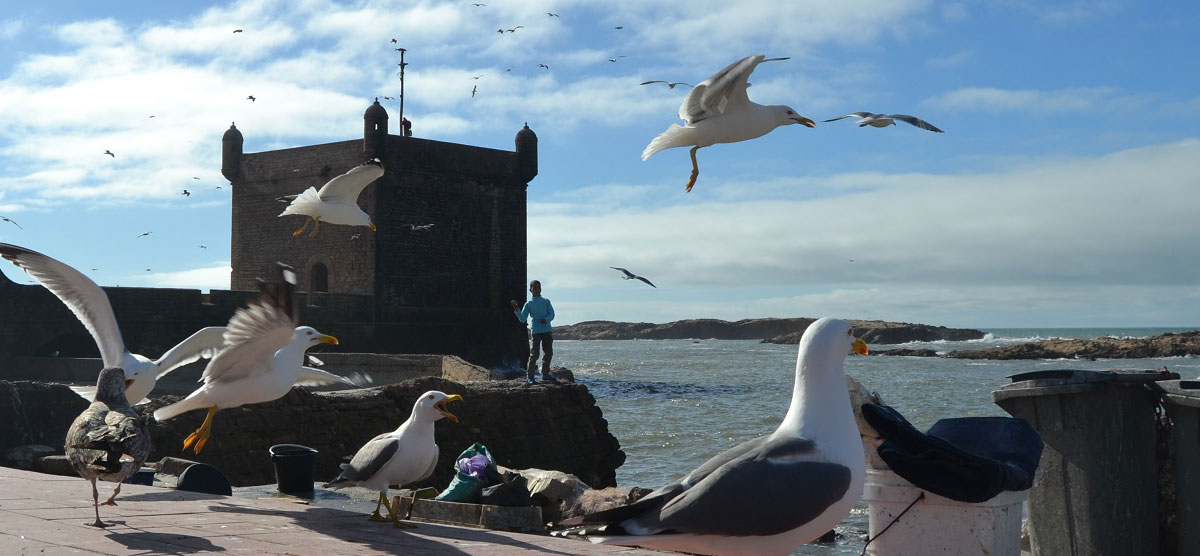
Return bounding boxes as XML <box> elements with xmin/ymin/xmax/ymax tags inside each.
<box><xmin>851</xmin><ymin>337</ymin><xmax>869</xmax><ymax>355</ymax></box>
<box><xmin>319</xmin><ymin>334</ymin><xmax>339</xmax><ymax>345</ymax></box>
<box><xmin>793</xmin><ymin>116</ymin><xmax>816</xmax><ymax>128</ymax></box>
<box><xmin>435</xmin><ymin>394</ymin><xmax>463</xmax><ymax>422</ymax></box>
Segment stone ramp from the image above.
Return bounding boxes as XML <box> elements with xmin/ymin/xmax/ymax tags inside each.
<box><xmin>0</xmin><ymin>466</ymin><xmax>664</xmax><ymax>555</ymax></box>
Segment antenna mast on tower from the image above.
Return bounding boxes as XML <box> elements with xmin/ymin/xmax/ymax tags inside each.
<box><xmin>397</xmin><ymin>48</ymin><xmax>408</xmax><ymax>133</ymax></box>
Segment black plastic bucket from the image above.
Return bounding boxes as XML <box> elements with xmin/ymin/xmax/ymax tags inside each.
<box><xmin>269</xmin><ymin>444</ymin><xmax>317</xmax><ymax>494</ymax></box>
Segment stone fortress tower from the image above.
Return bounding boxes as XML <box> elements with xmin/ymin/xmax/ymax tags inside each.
<box><xmin>0</xmin><ymin>101</ymin><xmax>538</xmax><ymax>368</ymax></box>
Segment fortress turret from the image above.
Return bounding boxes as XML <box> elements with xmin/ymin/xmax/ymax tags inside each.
<box><xmin>515</xmin><ymin>123</ymin><xmax>538</xmax><ymax>183</ymax></box>
<box><xmin>364</xmin><ymin>99</ymin><xmax>389</xmax><ymax>159</ymax></box>
<box><xmin>221</xmin><ymin>122</ymin><xmax>243</xmax><ymax>182</ymax></box>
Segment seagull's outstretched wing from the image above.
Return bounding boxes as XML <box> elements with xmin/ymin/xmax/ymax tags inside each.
<box><xmin>0</xmin><ymin>243</ymin><xmax>126</xmax><ymax>366</ymax></box>
<box><xmin>681</xmin><ymin>55</ymin><xmax>786</xmax><ymax>125</ymax></box>
<box><xmin>822</xmin><ymin>112</ymin><xmax>874</xmax><ymax>122</ymax></box>
<box><xmin>296</xmin><ymin>366</ymin><xmax>365</xmax><ymax>387</ymax></box>
<box><xmin>610</xmin><ymin>266</ymin><xmax>635</xmax><ymax>279</ymax></box>
<box><xmin>636</xmin><ymin>276</ymin><xmax>656</xmax><ymax>288</ymax></box>
<box><xmin>153</xmin><ymin>326</ymin><xmax>228</xmax><ymax>379</ymax></box>
<box><xmin>889</xmin><ymin>114</ymin><xmax>944</xmax><ymax>133</ymax></box>
<box><xmin>316</xmin><ymin>160</ymin><xmax>384</xmax><ymax>205</ymax></box>
<box><xmin>201</xmin><ymin>266</ymin><xmax>298</xmax><ymax>384</ymax></box>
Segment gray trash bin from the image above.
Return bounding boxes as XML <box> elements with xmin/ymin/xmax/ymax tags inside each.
<box><xmin>1157</xmin><ymin>379</ymin><xmax>1200</xmax><ymax>553</ymax></box>
<box><xmin>992</xmin><ymin>369</ymin><xmax>1176</xmax><ymax>556</ymax></box>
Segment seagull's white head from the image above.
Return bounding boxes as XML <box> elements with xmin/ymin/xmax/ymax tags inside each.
<box><xmin>772</xmin><ymin>105</ymin><xmax>816</xmax><ymax>128</ymax></box>
<box><xmin>800</xmin><ymin>318</ymin><xmax>869</xmax><ymax>369</ymax></box>
<box><xmin>295</xmin><ymin>326</ymin><xmax>339</xmax><ymax>349</ymax></box>
<box><xmin>412</xmin><ymin>390</ymin><xmax>464</xmax><ymax>423</ymax></box>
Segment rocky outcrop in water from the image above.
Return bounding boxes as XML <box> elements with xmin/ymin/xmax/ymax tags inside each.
<box><xmin>555</xmin><ymin>318</ymin><xmax>984</xmax><ymax>345</ymax></box>
<box><xmin>946</xmin><ymin>331</ymin><xmax>1200</xmax><ymax>360</ymax></box>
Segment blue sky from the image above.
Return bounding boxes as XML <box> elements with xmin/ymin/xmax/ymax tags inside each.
<box><xmin>0</xmin><ymin>0</ymin><xmax>1198</xmax><ymax>328</ymax></box>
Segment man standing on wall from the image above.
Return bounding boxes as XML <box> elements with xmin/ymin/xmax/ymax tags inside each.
<box><xmin>511</xmin><ymin>280</ymin><xmax>555</xmax><ymax>384</ymax></box>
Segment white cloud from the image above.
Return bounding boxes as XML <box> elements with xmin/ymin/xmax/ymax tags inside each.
<box><xmin>925</xmin><ymin>50</ymin><xmax>973</xmax><ymax>69</ymax></box>
<box><xmin>0</xmin><ymin>18</ymin><xmax>22</xmax><ymax>39</ymax></box>
<box><xmin>133</xmin><ymin>262</ymin><xmax>231</xmax><ymax>291</ymax></box>
<box><xmin>928</xmin><ymin>86</ymin><xmax>1133</xmax><ymax>113</ymax></box>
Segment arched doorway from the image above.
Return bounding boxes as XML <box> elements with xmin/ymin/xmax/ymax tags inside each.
<box><xmin>310</xmin><ymin>262</ymin><xmax>329</xmax><ymax>293</ymax></box>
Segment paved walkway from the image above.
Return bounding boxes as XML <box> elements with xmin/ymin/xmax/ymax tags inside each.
<box><xmin>0</xmin><ymin>466</ymin><xmax>664</xmax><ymax>555</ymax></box>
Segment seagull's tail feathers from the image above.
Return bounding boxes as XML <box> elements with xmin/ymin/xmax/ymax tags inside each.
<box><xmin>278</xmin><ymin>187</ymin><xmax>321</xmax><ymax>217</ymax></box>
<box><xmin>642</xmin><ymin>124</ymin><xmax>695</xmax><ymax>160</ymax></box>
<box><xmin>69</xmin><ymin>385</ymin><xmax>97</xmax><ymax>402</ymax></box>
<box><xmin>152</xmin><ymin>394</ymin><xmax>207</xmax><ymax>422</ymax></box>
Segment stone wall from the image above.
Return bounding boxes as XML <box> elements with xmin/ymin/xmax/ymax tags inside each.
<box><xmin>0</xmin><ymin>377</ymin><xmax>625</xmax><ymax>491</ymax></box>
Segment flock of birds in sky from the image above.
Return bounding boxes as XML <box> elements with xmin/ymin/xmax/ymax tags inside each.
<box><xmin>0</xmin><ymin>16</ymin><xmax>950</xmax><ymax>551</ymax></box>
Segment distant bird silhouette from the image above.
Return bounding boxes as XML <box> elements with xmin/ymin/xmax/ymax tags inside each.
<box><xmin>505</xmin><ymin>26</ymin><xmax>523</xmax><ymax>33</ymax></box>
<box><xmin>390</xmin><ymin>38</ymin><xmax>397</xmax><ymax>43</ymax></box>
<box><xmin>145</xmin><ymin>269</ymin><xmax>151</xmax><ymax>272</ymax></box>
<box><xmin>497</xmin><ymin>28</ymin><xmax>504</xmax><ymax>34</ymax></box>
<box><xmin>148</xmin><ymin>115</ymin><xmax>155</xmax><ymax>118</ymax></box>
<box><xmin>640</xmin><ymin>80</ymin><xmax>693</xmax><ymax>89</ymax></box>
<box><xmin>192</xmin><ymin>176</ymin><xmax>200</xmax><ymax>180</ymax></box>
<box><xmin>471</xmin><ymin>85</ymin><xmax>477</xmax><ymax>98</ymax></box>
<box><xmin>103</xmin><ymin>150</ymin><xmax>115</xmax><ymax>158</ymax></box>
<box><xmin>181</xmin><ymin>189</ymin><xmax>190</xmax><ymax>197</ymax></box>
<box><xmin>232</xmin><ymin>29</ymin><xmax>243</xmax><ymax>33</ymax></box>
<box><xmin>611</xmin><ymin>267</ymin><xmax>656</xmax><ymax>288</ymax></box>
<box><xmin>822</xmin><ymin>112</ymin><xmax>944</xmax><ymax>133</ymax></box>
<box><xmin>65</xmin><ymin>367</ymin><xmax>152</xmax><ymax>527</ymax></box>
<box><xmin>215</xmin><ymin>185</ymin><xmax>223</xmax><ymax>189</ymax></box>
<box><xmin>135</xmin><ymin>231</ymin><xmax>151</xmax><ymax>238</ymax></box>
<box><xmin>547</xmin><ymin>12</ymin><xmax>559</xmax><ymax>17</ymax></box>
<box><xmin>614</xmin><ymin>26</ymin><xmax>624</xmax><ymax>29</ymax></box>
<box><xmin>404</xmin><ymin>223</ymin><xmax>435</xmax><ymax>231</ymax></box>
<box><xmin>198</xmin><ymin>245</ymin><xmax>206</xmax><ymax>249</ymax></box>
<box><xmin>350</xmin><ymin>233</ymin><xmax>361</xmax><ymax>240</ymax></box>
<box><xmin>471</xmin><ymin>75</ymin><xmax>483</xmax><ymax>79</ymax></box>
<box><xmin>1</xmin><ymin>216</ymin><xmax>21</xmax><ymax>230</ymax></box>
<box><xmin>246</xmin><ymin>95</ymin><xmax>256</xmax><ymax>102</ymax></box>
<box><xmin>382</xmin><ymin>96</ymin><xmax>394</xmax><ymax>100</ymax></box>
<box><xmin>608</xmin><ymin>56</ymin><xmax>626</xmax><ymax>62</ymax></box>
<box><xmin>472</xmin><ymin>2</ymin><xmax>486</xmax><ymax>6</ymax></box>
<box><xmin>538</xmin><ymin>63</ymin><xmax>550</xmax><ymax>69</ymax></box>
<box><xmin>506</xmin><ymin>67</ymin><xmax>513</xmax><ymax>72</ymax></box>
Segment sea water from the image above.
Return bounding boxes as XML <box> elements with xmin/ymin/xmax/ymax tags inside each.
<box><xmin>555</xmin><ymin>327</ymin><xmax>1199</xmax><ymax>555</ymax></box>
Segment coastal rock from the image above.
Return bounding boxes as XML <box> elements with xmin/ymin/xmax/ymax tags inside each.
<box><xmin>555</xmin><ymin>318</ymin><xmax>984</xmax><ymax>345</ymax></box>
<box><xmin>871</xmin><ymin>348</ymin><xmax>942</xmax><ymax>357</ymax></box>
<box><xmin>947</xmin><ymin>331</ymin><xmax>1200</xmax><ymax>360</ymax></box>
<box><xmin>0</xmin><ymin>376</ymin><xmax>625</xmax><ymax>490</ymax></box>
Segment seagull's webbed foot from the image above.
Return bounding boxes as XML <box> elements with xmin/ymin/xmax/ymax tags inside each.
<box><xmin>292</xmin><ymin>217</ymin><xmax>313</xmax><ymax>237</ymax></box>
<box><xmin>88</xmin><ymin>479</ymin><xmax>108</xmax><ymax>528</ymax></box>
<box><xmin>685</xmin><ymin>145</ymin><xmax>700</xmax><ymax>192</ymax></box>
<box><xmin>367</xmin><ymin>492</ymin><xmax>391</xmax><ymax>522</ymax></box>
<box><xmin>101</xmin><ymin>484</ymin><xmax>122</xmax><ymax>506</ymax></box>
<box><xmin>183</xmin><ymin>406</ymin><xmax>219</xmax><ymax>453</ymax></box>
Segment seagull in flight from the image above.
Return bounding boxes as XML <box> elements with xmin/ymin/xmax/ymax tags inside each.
<box><xmin>1</xmin><ymin>216</ymin><xmax>21</xmax><ymax>230</ymax></box>
<box><xmin>505</xmin><ymin>26</ymin><xmax>524</xmax><ymax>33</ymax></box>
<box><xmin>822</xmin><ymin>112</ymin><xmax>944</xmax><ymax>133</ymax></box>
<box><xmin>547</xmin><ymin>12</ymin><xmax>559</xmax><ymax>17</ymax></box>
<box><xmin>642</xmin><ymin>54</ymin><xmax>815</xmax><ymax>192</ymax></box>
<box><xmin>181</xmin><ymin>189</ymin><xmax>191</xmax><ymax>197</ymax></box>
<box><xmin>471</xmin><ymin>85</ymin><xmax>477</xmax><ymax>98</ymax></box>
<box><xmin>233</xmin><ymin>29</ymin><xmax>243</xmax><ymax>33</ymax></box>
<box><xmin>246</xmin><ymin>95</ymin><xmax>256</xmax><ymax>102</ymax></box>
<box><xmin>611</xmin><ymin>267</ymin><xmax>656</xmax><ymax>288</ymax></box>
<box><xmin>640</xmin><ymin>80</ymin><xmax>693</xmax><ymax>89</ymax></box>
<box><xmin>103</xmin><ymin>150</ymin><xmax>115</xmax><ymax>158</ymax></box>
<box><xmin>135</xmin><ymin>231</ymin><xmax>151</xmax><ymax>238</ymax></box>
<box><xmin>538</xmin><ymin>63</ymin><xmax>550</xmax><ymax>69</ymax></box>
<box><xmin>0</xmin><ymin>243</ymin><xmax>229</xmax><ymax>405</ymax></box>
<box><xmin>280</xmin><ymin>159</ymin><xmax>384</xmax><ymax>238</ymax></box>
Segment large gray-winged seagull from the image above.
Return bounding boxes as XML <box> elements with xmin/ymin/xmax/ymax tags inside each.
<box><xmin>556</xmin><ymin>317</ymin><xmax>869</xmax><ymax>555</ymax></box>
<box><xmin>642</xmin><ymin>54</ymin><xmax>816</xmax><ymax>192</ymax></box>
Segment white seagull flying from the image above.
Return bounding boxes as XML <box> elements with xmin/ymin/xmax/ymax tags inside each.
<box><xmin>0</xmin><ymin>243</ymin><xmax>227</xmax><ymax>404</ymax></box>
<box><xmin>280</xmin><ymin>159</ymin><xmax>384</xmax><ymax>238</ymax></box>
<box><xmin>822</xmin><ymin>112</ymin><xmax>944</xmax><ymax>133</ymax></box>
<box><xmin>642</xmin><ymin>54</ymin><xmax>815</xmax><ymax>192</ymax></box>
<box><xmin>153</xmin><ymin>264</ymin><xmax>360</xmax><ymax>453</ymax></box>
<box><xmin>325</xmin><ymin>390</ymin><xmax>463</xmax><ymax>527</ymax></box>
<box><xmin>556</xmin><ymin>317</ymin><xmax>869</xmax><ymax>555</ymax></box>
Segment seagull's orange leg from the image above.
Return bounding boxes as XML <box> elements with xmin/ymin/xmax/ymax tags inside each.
<box><xmin>183</xmin><ymin>406</ymin><xmax>219</xmax><ymax>453</ymax></box>
<box><xmin>685</xmin><ymin>146</ymin><xmax>700</xmax><ymax>192</ymax></box>
<box><xmin>292</xmin><ymin>216</ymin><xmax>313</xmax><ymax>237</ymax></box>
<box><xmin>307</xmin><ymin>218</ymin><xmax>321</xmax><ymax>238</ymax></box>
<box><xmin>101</xmin><ymin>483</ymin><xmax>122</xmax><ymax>506</ymax></box>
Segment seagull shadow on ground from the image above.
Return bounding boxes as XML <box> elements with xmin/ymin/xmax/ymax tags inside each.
<box><xmin>104</xmin><ymin>526</ymin><xmax>226</xmax><ymax>554</ymax></box>
<box><xmin>206</xmin><ymin>501</ymin><xmax>578</xmax><ymax>555</ymax></box>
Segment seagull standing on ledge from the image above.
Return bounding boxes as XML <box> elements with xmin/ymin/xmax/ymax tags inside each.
<box><xmin>642</xmin><ymin>54</ymin><xmax>815</xmax><ymax>192</ymax></box>
<box><xmin>823</xmin><ymin>112</ymin><xmax>944</xmax><ymax>133</ymax></box>
<box><xmin>556</xmin><ymin>317</ymin><xmax>868</xmax><ymax>555</ymax></box>
<box><xmin>280</xmin><ymin>159</ymin><xmax>383</xmax><ymax>238</ymax></box>
<box><xmin>325</xmin><ymin>390</ymin><xmax>463</xmax><ymax>527</ymax></box>
<box><xmin>153</xmin><ymin>264</ymin><xmax>359</xmax><ymax>453</ymax></box>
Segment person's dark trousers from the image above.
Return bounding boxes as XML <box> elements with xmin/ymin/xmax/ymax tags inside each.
<box><xmin>527</xmin><ymin>332</ymin><xmax>553</xmax><ymax>379</ymax></box>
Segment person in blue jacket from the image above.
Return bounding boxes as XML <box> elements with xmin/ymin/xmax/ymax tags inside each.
<box><xmin>511</xmin><ymin>280</ymin><xmax>556</xmax><ymax>384</ymax></box>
